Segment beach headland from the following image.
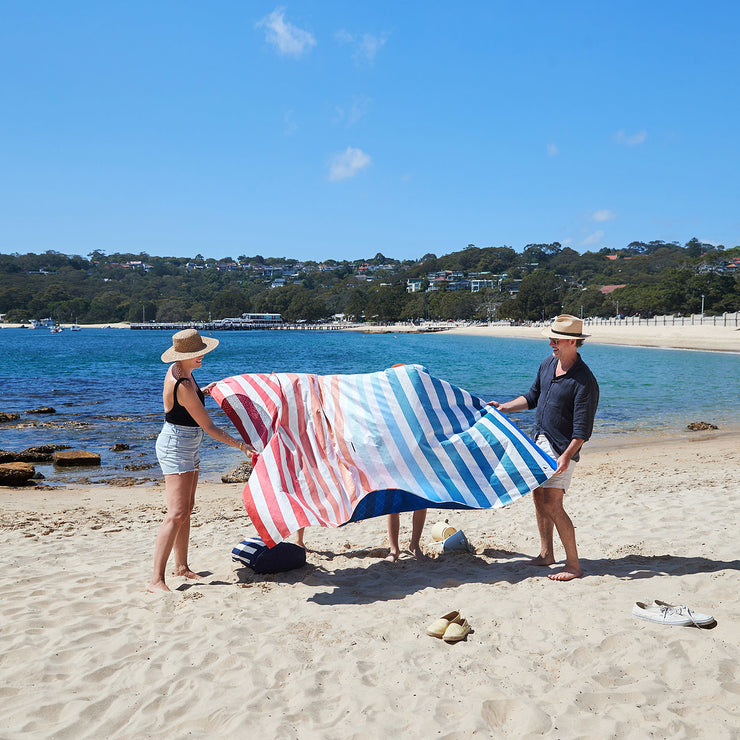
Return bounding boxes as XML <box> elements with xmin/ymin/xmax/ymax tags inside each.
<box><xmin>1</xmin><ymin>430</ymin><xmax>738</xmax><ymax>737</ymax></box>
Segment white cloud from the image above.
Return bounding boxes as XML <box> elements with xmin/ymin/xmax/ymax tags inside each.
<box><xmin>283</xmin><ymin>109</ymin><xmax>297</xmax><ymax>136</ymax></box>
<box><xmin>257</xmin><ymin>8</ymin><xmax>316</xmax><ymax>58</ymax></box>
<box><xmin>329</xmin><ymin>147</ymin><xmax>371</xmax><ymax>181</ymax></box>
<box><xmin>614</xmin><ymin>129</ymin><xmax>647</xmax><ymax>146</ymax></box>
<box><xmin>581</xmin><ymin>230</ymin><xmax>604</xmax><ymax>246</ymax></box>
<box><xmin>335</xmin><ymin>29</ymin><xmax>388</xmax><ymax>64</ymax></box>
<box><xmin>592</xmin><ymin>209</ymin><xmax>616</xmax><ymax>222</ymax></box>
<box><xmin>333</xmin><ymin>95</ymin><xmax>371</xmax><ymax>126</ymax></box>
<box><xmin>547</xmin><ymin>143</ymin><xmax>559</xmax><ymax>157</ymax></box>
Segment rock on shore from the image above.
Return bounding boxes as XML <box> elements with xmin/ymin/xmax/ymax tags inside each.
<box><xmin>0</xmin><ymin>462</ymin><xmax>35</xmax><ymax>486</ymax></box>
<box><xmin>221</xmin><ymin>460</ymin><xmax>253</xmax><ymax>483</ymax></box>
<box><xmin>52</xmin><ymin>450</ymin><xmax>102</xmax><ymax>467</ymax></box>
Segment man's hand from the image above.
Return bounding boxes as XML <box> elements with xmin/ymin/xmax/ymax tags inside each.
<box><xmin>554</xmin><ymin>453</ymin><xmax>572</xmax><ymax>476</ymax></box>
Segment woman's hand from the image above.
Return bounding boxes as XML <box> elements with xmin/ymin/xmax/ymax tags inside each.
<box><xmin>201</xmin><ymin>382</ymin><xmax>217</xmax><ymax>396</ymax></box>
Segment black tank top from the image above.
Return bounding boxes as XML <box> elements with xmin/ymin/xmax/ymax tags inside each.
<box><xmin>164</xmin><ymin>377</ymin><xmax>205</xmax><ymax>427</ymax></box>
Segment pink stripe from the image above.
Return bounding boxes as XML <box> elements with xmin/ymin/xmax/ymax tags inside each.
<box><xmin>279</xmin><ymin>374</ymin><xmax>343</xmax><ymax>523</ymax></box>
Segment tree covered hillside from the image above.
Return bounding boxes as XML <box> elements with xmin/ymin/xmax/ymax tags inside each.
<box><xmin>1</xmin><ymin>239</ymin><xmax>738</xmax><ymax>325</ymax></box>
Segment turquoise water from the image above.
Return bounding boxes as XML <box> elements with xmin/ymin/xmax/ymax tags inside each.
<box><xmin>1</xmin><ymin>328</ymin><xmax>738</xmax><ymax>483</ymax></box>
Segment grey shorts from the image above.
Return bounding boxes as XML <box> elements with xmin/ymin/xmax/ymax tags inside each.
<box><xmin>156</xmin><ymin>422</ymin><xmax>204</xmax><ymax>475</ymax></box>
<box><xmin>536</xmin><ymin>434</ymin><xmax>576</xmax><ymax>491</ymax></box>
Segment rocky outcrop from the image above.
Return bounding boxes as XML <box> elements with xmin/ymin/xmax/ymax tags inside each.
<box><xmin>111</xmin><ymin>443</ymin><xmax>130</xmax><ymax>451</ymax></box>
<box><xmin>124</xmin><ymin>462</ymin><xmax>154</xmax><ymax>471</ymax></box>
<box><xmin>0</xmin><ymin>413</ymin><xmax>20</xmax><ymax>423</ymax></box>
<box><xmin>0</xmin><ymin>462</ymin><xmax>35</xmax><ymax>486</ymax></box>
<box><xmin>52</xmin><ymin>450</ymin><xmax>102</xmax><ymax>467</ymax></box>
<box><xmin>24</xmin><ymin>444</ymin><xmax>71</xmax><ymax>456</ymax></box>
<box><xmin>0</xmin><ymin>445</ymin><xmax>71</xmax><ymax>463</ymax></box>
<box><xmin>221</xmin><ymin>460</ymin><xmax>253</xmax><ymax>483</ymax></box>
<box><xmin>25</xmin><ymin>407</ymin><xmax>56</xmax><ymax>414</ymax></box>
<box><xmin>687</xmin><ymin>421</ymin><xmax>719</xmax><ymax>431</ymax></box>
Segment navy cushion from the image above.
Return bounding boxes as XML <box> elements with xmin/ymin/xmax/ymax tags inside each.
<box><xmin>232</xmin><ymin>537</ymin><xmax>306</xmax><ymax>574</ymax></box>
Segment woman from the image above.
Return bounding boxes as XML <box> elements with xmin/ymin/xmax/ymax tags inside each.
<box><xmin>148</xmin><ymin>329</ymin><xmax>253</xmax><ymax>593</ymax></box>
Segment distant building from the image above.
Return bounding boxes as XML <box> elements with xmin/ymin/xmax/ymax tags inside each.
<box><xmin>215</xmin><ymin>313</ymin><xmax>282</xmax><ymax>327</ymax></box>
<box><xmin>470</xmin><ymin>279</ymin><xmax>497</xmax><ymax>292</ymax></box>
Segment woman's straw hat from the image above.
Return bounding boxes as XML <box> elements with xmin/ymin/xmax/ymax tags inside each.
<box><xmin>161</xmin><ymin>329</ymin><xmax>219</xmax><ymax>363</ymax></box>
<box><xmin>541</xmin><ymin>314</ymin><xmax>590</xmax><ymax>340</ymax></box>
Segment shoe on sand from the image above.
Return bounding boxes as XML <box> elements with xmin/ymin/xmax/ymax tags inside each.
<box><xmin>632</xmin><ymin>601</ymin><xmax>713</xmax><ymax>627</ymax></box>
<box><xmin>443</xmin><ymin>617</ymin><xmax>471</xmax><ymax>643</ymax></box>
<box><xmin>652</xmin><ymin>600</ymin><xmax>715</xmax><ymax>626</ymax></box>
<box><xmin>426</xmin><ymin>610</ymin><xmax>460</xmax><ymax>638</ymax></box>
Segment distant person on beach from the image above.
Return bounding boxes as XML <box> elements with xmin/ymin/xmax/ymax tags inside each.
<box><xmin>386</xmin><ymin>510</ymin><xmax>427</xmax><ymax>561</ymax></box>
<box><xmin>148</xmin><ymin>329</ymin><xmax>253</xmax><ymax>593</ymax></box>
<box><xmin>489</xmin><ymin>315</ymin><xmax>599</xmax><ymax>581</ymax></box>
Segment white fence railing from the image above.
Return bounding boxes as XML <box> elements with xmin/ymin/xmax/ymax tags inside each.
<box><xmin>582</xmin><ymin>313</ymin><xmax>739</xmax><ymax>327</ymax></box>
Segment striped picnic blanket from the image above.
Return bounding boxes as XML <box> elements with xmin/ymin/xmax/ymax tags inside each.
<box><xmin>212</xmin><ymin>364</ymin><xmax>555</xmax><ymax>546</ymax></box>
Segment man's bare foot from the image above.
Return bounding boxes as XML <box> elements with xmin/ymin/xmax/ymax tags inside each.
<box><xmin>147</xmin><ymin>581</ymin><xmax>171</xmax><ymax>593</ymax></box>
<box><xmin>530</xmin><ymin>554</ymin><xmax>555</xmax><ymax>566</ymax></box>
<box><xmin>385</xmin><ymin>550</ymin><xmax>399</xmax><ymax>562</ymax></box>
<box><xmin>548</xmin><ymin>565</ymin><xmax>582</xmax><ymax>581</ymax></box>
<box><xmin>172</xmin><ymin>567</ymin><xmax>203</xmax><ymax>580</ymax></box>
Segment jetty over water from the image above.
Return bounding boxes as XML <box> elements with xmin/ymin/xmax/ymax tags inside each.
<box><xmin>129</xmin><ymin>321</ymin><xmax>346</xmax><ymax>331</ymax></box>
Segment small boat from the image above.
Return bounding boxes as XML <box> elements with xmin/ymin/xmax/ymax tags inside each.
<box><xmin>50</xmin><ymin>324</ymin><xmax>63</xmax><ymax>334</ymax></box>
<box><xmin>70</xmin><ymin>318</ymin><xmax>81</xmax><ymax>331</ymax></box>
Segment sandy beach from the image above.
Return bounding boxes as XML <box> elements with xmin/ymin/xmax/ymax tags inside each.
<box><xmin>352</xmin><ymin>320</ymin><xmax>740</xmax><ymax>353</ymax></box>
<box><xmin>1</xmin><ymin>429</ymin><xmax>738</xmax><ymax>738</ymax></box>
<box><xmin>445</xmin><ymin>321</ymin><xmax>740</xmax><ymax>353</ymax></box>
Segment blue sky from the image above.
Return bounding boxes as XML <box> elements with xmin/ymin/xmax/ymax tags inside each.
<box><xmin>1</xmin><ymin>2</ymin><xmax>739</xmax><ymax>262</ymax></box>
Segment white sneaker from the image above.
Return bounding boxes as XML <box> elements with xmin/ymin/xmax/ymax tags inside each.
<box><xmin>632</xmin><ymin>601</ymin><xmax>714</xmax><ymax>626</ymax></box>
<box><xmin>651</xmin><ymin>600</ymin><xmax>715</xmax><ymax>626</ymax></box>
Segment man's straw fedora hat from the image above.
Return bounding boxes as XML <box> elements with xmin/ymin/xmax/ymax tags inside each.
<box><xmin>541</xmin><ymin>314</ymin><xmax>590</xmax><ymax>340</ymax></box>
<box><xmin>161</xmin><ymin>329</ymin><xmax>219</xmax><ymax>363</ymax></box>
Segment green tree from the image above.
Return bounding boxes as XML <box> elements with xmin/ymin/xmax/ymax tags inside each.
<box><xmin>514</xmin><ymin>269</ymin><xmax>565</xmax><ymax>320</ymax></box>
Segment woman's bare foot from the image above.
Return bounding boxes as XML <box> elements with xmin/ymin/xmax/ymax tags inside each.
<box><xmin>385</xmin><ymin>549</ymin><xmax>400</xmax><ymax>562</ymax></box>
<box><xmin>410</xmin><ymin>545</ymin><xmax>426</xmax><ymax>561</ymax></box>
<box><xmin>172</xmin><ymin>567</ymin><xmax>203</xmax><ymax>580</ymax></box>
<box><xmin>530</xmin><ymin>554</ymin><xmax>555</xmax><ymax>566</ymax></box>
<box><xmin>147</xmin><ymin>580</ymin><xmax>171</xmax><ymax>593</ymax></box>
<box><xmin>548</xmin><ymin>565</ymin><xmax>582</xmax><ymax>581</ymax></box>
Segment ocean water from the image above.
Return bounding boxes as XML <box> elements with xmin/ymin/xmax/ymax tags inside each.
<box><xmin>1</xmin><ymin>328</ymin><xmax>738</xmax><ymax>484</ymax></box>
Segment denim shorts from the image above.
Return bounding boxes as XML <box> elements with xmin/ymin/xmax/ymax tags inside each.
<box><xmin>536</xmin><ymin>434</ymin><xmax>576</xmax><ymax>491</ymax></box>
<box><xmin>156</xmin><ymin>422</ymin><xmax>204</xmax><ymax>475</ymax></box>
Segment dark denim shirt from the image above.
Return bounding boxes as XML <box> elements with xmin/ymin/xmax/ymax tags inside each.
<box><xmin>523</xmin><ymin>354</ymin><xmax>599</xmax><ymax>461</ymax></box>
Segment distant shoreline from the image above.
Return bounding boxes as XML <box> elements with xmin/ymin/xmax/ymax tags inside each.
<box><xmin>3</xmin><ymin>319</ymin><xmax>739</xmax><ymax>352</ymax></box>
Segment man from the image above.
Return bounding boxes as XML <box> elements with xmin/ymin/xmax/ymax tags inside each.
<box><xmin>490</xmin><ymin>315</ymin><xmax>599</xmax><ymax>581</ymax></box>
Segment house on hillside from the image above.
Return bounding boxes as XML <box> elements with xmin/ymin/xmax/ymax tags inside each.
<box><xmin>406</xmin><ymin>279</ymin><xmax>423</xmax><ymax>293</ymax></box>
<box><xmin>470</xmin><ymin>278</ymin><xmax>497</xmax><ymax>292</ymax></box>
